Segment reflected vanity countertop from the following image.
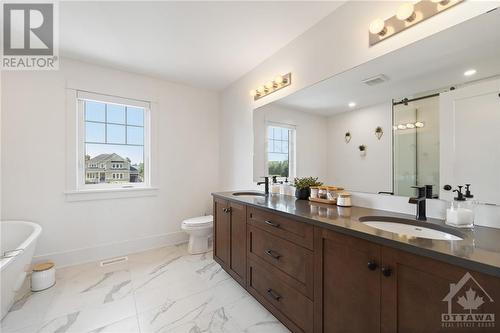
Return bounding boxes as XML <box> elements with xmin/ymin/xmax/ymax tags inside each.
<box><xmin>212</xmin><ymin>191</ymin><xmax>500</xmax><ymax>277</ymax></box>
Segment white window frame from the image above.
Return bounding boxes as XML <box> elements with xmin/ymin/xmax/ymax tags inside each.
<box><xmin>76</xmin><ymin>91</ymin><xmax>151</xmax><ymax>191</ymax></box>
<box><xmin>265</xmin><ymin>121</ymin><xmax>296</xmax><ymax>179</ymax></box>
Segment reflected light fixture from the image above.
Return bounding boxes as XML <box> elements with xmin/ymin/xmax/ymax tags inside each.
<box><xmin>464</xmin><ymin>69</ymin><xmax>477</xmax><ymax>77</ymax></box>
<box><xmin>250</xmin><ymin>73</ymin><xmax>292</xmax><ymax>101</ymax></box>
<box><xmin>348</xmin><ymin>102</ymin><xmax>356</xmax><ymax>108</ymax></box>
<box><xmin>415</xmin><ymin>121</ymin><xmax>425</xmax><ymax>128</ymax></box>
<box><xmin>406</xmin><ymin>123</ymin><xmax>416</xmax><ymax>129</ymax></box>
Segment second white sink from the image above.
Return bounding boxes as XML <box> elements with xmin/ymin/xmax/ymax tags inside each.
<box><xmin>361</xmin><ymin>219</ymin><xmax>463</xmax><ymax>241</ymax></box>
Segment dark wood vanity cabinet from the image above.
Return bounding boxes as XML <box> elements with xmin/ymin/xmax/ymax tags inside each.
<box><xmin>213</xmin><ymin>197</ymin><xmax>246</xmax><ymax>286</ymax></box>
<box><xmin>314</xmin><ymin>228</ymin><xmax>382</xmax><ymax>333</ymax></box>
<box><xmin>213</xmin><ymin>197</ymin><xmax>500</xmax><ymax>333</ymax></box>
<box><xmin>314</xmin><ymin>227</ymin><xmax>500</xmax><ymax>333</ymax></box>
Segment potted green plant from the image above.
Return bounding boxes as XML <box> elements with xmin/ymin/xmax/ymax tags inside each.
<box><xmin>293</xmin><ymin>177</ymin><xmax>323</xmax><ymax>200</ymax></box>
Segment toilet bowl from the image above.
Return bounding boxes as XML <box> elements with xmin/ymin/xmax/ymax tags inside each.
<box><xmin>181</xmin><ymin>215</ymin><xmax>213</xmax><ymax>254</ymax></box>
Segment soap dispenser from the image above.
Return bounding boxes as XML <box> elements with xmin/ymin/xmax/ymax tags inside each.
<box><xmin>446</xmin><ymin>185</ymin><xmax>475</xmax><ymax>228</ymax></box>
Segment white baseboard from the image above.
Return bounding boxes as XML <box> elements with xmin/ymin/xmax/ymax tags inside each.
<box><xmin>33</xmin><ymin>231</ymin><xmax>189</xmax><ymax>268</ymax></box>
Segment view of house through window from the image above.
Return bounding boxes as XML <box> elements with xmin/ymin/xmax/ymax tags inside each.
<box><xmin>83</xmin><ymin>99</ymin><xmax>146</xmax><ymax>185</ymax></box>
<box><xmin>267</xmin><ymin>125</ymin><xmax>292</xmax><ymax>177</ymax></box>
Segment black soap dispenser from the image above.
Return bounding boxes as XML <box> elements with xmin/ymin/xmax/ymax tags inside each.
<box><xmin>446</xmin><ymin>185</ymin><xmax>475</xmax><ymax>228</ymax></box>
<box><xmin>464</xmin><ymin>184</ymin><xmax>474</xmax><ymax>199</ymax></box>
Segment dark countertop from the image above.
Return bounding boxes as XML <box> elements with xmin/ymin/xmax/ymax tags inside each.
<box><xmin>212</xmin><ymin>191</ymin><xmax>500</xmax><ymax>278</ymax></box>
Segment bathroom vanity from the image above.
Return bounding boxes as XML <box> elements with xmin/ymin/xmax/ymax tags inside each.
<box><xmin>212</xmin><ymin>192</ymin><xmax>500</xmax><ymax>333</ymax></box>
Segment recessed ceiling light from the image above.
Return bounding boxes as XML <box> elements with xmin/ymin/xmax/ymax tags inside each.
<box><xmin>464</xmin><ymin>69</ymin><xmax>477</xmax><ymax>77</ymax></box>
<box><xmin>348</xmin><ymin>102</ymin><xmax>356</xmax><ymax>108</ymax></box>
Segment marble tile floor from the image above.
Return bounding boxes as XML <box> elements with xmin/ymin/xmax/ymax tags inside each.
<box><xmin>1</xmin><ymin>243</ymin><xmax>290</xmax><ymax>333</ymax></box>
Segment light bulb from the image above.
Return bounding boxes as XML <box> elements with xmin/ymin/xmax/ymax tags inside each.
<box><xmin>348</xmin><ymin>102</ymin><xmax>356</xmax><ymax>108</ymax></box>
<box><xmin>274</xmin><ymin>75</ymin><xmax>284</xmax><ymax>84</ymax></box>
<box><xmin>415</xmin><ymin>122</ymin><xmax>424</xmax><ymax>128</ymax></box>
<box><xmin>397</xmin><ymin>124</ymin><xmax>406</xmax><ymax>130</ymax></box>
<box><xmin>431</xmin><ymin>0</ymin><xmax>450</xmax><ymax>4</ymax></box>
<box><xmin>396</xmin><ymin>3</ymin><xmax>416</xmax><ymax>22</ymax></box>
<box><xmin>464</xmin><ymin>69</ymin><xmax>477</xmax><ymax>77</ymax></box>
<box><xmin>257</xmin><ymin>86</ymin><xmax>266</xmax><ymax>94</ymax></box>
<box><xmin>265</xmin><ymin>81</ymin><xmax>274</xmax><ymax>89</ymax></box>
<box><xmin>369</xmin><ymin>18</ymin><xmax>387</xmax><ymax>36</ymax></box>
<box><xmin>406</xmin><ymin>123</ymin><xmax>416</xmax><ymax>129</ymax></box>
<box><xmin>249</xmin><ymin>90</ymin><xmax>257</xmax><ymax>97</ymax></box>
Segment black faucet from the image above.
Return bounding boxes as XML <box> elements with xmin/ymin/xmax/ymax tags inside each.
<box><xmin>409</xmin><ymin>186</ymin><xmax>427</xmax><ymax>221</ymax></box>
<box><xmin>257</xmin><ymin>176</ymin><xmax>270</xmax><ymax>195</ymax></box>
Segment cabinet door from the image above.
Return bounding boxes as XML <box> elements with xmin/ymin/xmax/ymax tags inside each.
<box><xmin>213</xmin><ymin>198</ymin><xmax>230</xmax><ymax>267</ymax></box>
<box><xmin>314</xmin><ymin>227</ymin><xmax>381</xmax><ymax>333</ymax></box>
<box><xmin>229</xmin><ymin>201</ymin><xmax>246</xmax><ymax>285</ymax></box>
<box><xmin>381</xmin><ymin>247</ymin><xmax>500</xmax><ymax>333</ymax></box>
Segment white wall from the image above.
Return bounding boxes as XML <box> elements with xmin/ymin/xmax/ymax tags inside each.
<box><xmin>326</xmin><ymin>103</ymin><xmax>392</xmax><ymax>194</ymax></box>
<box><xmin>1</xmin><ymin>58</ymin><xmax>220</xmax><ymax>266</ymax></box>
<box><xmin>219</xmin><ymin>1</ymin><xmax>500</xmax><ymax>228</ymax></box>
<box><xmin>253</xmin><ymin>104</ymin><xmax>328</xmax><ymax>182</ymax></box>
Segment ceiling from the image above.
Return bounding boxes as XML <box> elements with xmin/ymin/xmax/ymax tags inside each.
<box><xmin>59</xmin><ymin>1</ymin><xmax>344</xmax><ymax>91</ymax></box>
<box><xmin>275</xmin><ymin>8</ymin><xmax>500</xmax><ymax>116</ymax></box>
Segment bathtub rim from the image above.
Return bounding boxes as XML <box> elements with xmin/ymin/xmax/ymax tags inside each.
<box><xmin>1</xmin><ymin>220</ymin><xmax>42</xmax><ymax>271</ymax></box>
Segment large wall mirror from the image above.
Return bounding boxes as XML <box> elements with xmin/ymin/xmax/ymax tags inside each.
<box><xmin>253</xmin><ymin>9</ymin><xmax>500</xmax><ymax>204</ymax></box>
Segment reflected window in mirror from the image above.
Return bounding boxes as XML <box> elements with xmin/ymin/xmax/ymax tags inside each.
<box><xmin>267</xmin><ymin>124</ymin><xmax>296</xmax><ymax>178</ymax></box>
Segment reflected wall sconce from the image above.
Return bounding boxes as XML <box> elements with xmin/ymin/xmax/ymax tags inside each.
<box><xmin>345</xmin><ymin>131</ymin><xmax>352</xmax><ymax>143</ymax></box>
<box><xmin>369</xmin><ymin>0</ymin><xmax>464</xmax><ymax>46</ymax></box>
<box><xmin>250</xmin><ymin>73</ymin><xmax>292</xmax><ymax>101</ymax></box>
<box><xmin>375</xmin><ymin>126</ymin><xmax>384</xmax><ymax>140</ymax></box>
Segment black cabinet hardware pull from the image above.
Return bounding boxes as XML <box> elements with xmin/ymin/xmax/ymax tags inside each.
<box><xmin>222</xmin><ymin>207</ymin><xmax>231</xmax><ymax>213</ymax></box>
<box><xmin>267</xmin><ymin>288</ymin><xmax>282</xmax><ymax>301</ymax></box>
<box><xmin>265</xmin><ymin>249</ymin><xmax>281</xmax><ymax>260</ymax></box>
<box><xmin>265</xmin><ymin>220</ymin><xmax>280</xmax><ymax>228</ymax></box>
<box><xmin>381</xmin><ymin>266</ymin><xmax>392</xmax><ymax>277</ymax></box>
<box><xmin>367</xmin><ymin>260</ymin><xmax>378</xmax><ymax>271</ymax></box>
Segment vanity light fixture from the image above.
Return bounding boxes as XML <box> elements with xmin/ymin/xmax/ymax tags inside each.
<box><xmin>406</xmin><ymin>123</ymin><xmax>416</xmax><ymax>129</ymax></box>
<box><xmin>415</xmin><ymin>121</ymin><xmax>425</xmax><ymax>128</ymax></box>
<box><xmin>369</xmin><ymin>0</ymin><xmax>463</xmax><ymax>46</ymax></box>
<box><xmin>348</xmin><ymin>102</ymin><xmax>356</xmax><ymax>108</ymax></box>
<box><xmin>464</xmin><ymin>69</ymin><xmax>477</xmax><ymax>77</ymax></box>
<box><xmin>250</xmin><ymin>73</ymin><xmax>292</xmax><ymax>101</ymax></box>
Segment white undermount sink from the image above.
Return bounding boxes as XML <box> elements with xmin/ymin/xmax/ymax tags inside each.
<box><xmin>359</xmin><ymin>216</ymin><xmax>463</xmax><ymax>241</ymax></box>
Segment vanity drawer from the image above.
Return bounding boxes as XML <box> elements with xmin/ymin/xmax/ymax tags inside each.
<box><xmin>248</xmin><ymin>258</ymin><xmax>313</xmax><ymax>333</ymax></box>
<box><xmin>248</xmin><ymin>225</ymin><xmax>313</xmax><ymax>298</ymax></box>
<box><xmin>248</xmin><ymin>207</ymin><xmax>314</xmax><ymax>250</ymax></box>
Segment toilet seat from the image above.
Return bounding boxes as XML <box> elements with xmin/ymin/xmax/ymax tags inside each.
<box><xmin>182</xmin><ymin>215</ymin><xmax>213</xmax><ymax>229</ymax></box>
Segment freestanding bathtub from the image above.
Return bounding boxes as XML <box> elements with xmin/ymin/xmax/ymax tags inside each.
<box><xmin>1</xmin><ymin>220</ymin><xmax>42</xmax><ymax>320</ymax></box>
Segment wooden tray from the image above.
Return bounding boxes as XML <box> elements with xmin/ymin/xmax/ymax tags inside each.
<box><xmin>309</xmin><ymin>197</ymin><xmax>336</xmax><ymax>205</ymax></box>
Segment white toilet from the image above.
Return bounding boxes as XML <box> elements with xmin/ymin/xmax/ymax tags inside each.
<box><xmin>181</xmin><ymin>215</ymin><xmax>213</xmax><ymax>254</ymax></box>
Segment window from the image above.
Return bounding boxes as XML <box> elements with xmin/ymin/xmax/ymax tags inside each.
<box><xmin>267</xmin><ymin>124</ymin><xmax>295</xmax><ymax>178</ymax></box>
<box><xmin>77</xmin><ymin>91</ymin><xmax>150</xmax><ymax>189</ymax></box>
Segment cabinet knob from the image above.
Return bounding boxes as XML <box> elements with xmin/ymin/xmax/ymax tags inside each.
<box><xmin>367</xmin><ymin>261</ymin><xmax>378</xmax><ymax>271</ymax></box>
<box><xmin>222</xmin><ymin>207</ymin><xmax>231</xmax><ymax>213</ymax></box>
<box><xmin>265</xmin><ymin>249</ymin><xmax>281</xmax><ymax>260</ymax></box>
<box><xmin>267</xmin><ymin>288</ymin><xmax>282</xmax><ymax>301</ymax></box>
<box><xmin>381</xmin><ymin>266</ymin><xmax>392</xmax><ymax>277</ymax></box>
<box><xmin>264</xmin><ymin>220</ymin><xmax>280</xmax><ymax>228</ymax></box>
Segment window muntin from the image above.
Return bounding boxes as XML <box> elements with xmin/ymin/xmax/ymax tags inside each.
<box><xmin>267</xmin><ymin>125</ymin><xmax>292</xmax><ymax>177</ymax></box>
<box><xmin>78</xmin><ymin>92</ymin><xmax>150</xmax><ymax>188</ymax></box>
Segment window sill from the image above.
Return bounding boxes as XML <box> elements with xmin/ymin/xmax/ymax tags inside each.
<box><xmin>65</xmin><ymin>187</ymin><xmax>159</xmax><ymax>202</ymax></box>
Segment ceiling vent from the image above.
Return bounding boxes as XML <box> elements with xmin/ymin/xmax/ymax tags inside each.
<box><xmin>362</xmin><ymin>74</ymin><xmax>389</xmax><ymax>86</ymax></box>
